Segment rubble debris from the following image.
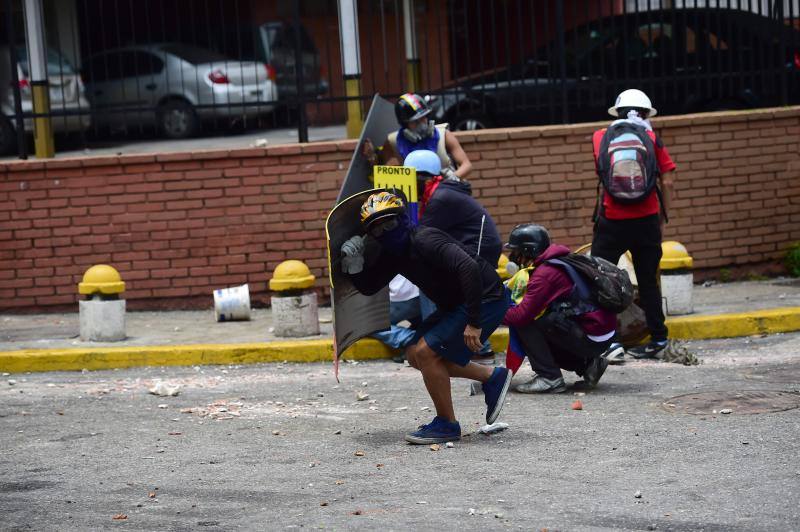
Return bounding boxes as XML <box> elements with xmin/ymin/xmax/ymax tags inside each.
<box><xmin>148</xmin><ymin>381</ymin><xmax>181</xmax><ymax>397</ymax></box>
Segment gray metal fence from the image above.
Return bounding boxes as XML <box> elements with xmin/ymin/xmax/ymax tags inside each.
<box><xmin>2</xmin><ymin>0</ymin><xmax>799</xmax><ymax>159</ymax></box>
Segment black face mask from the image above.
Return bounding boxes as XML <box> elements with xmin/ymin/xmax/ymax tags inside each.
<box><xmin>376</xmin><ymin>213</ymin><xmax>411</xmax><ymax>253</ymax></box>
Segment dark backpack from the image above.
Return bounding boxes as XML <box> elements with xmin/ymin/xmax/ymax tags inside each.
<box><xmin>547</xmin><ymin>254</ymin><xmax>634</xmax><ymax>314</ymax></box>
<box><xmin>597</xmin><ymin>121</ymin><xmax>660</xmax><ymax>205</ymax></box>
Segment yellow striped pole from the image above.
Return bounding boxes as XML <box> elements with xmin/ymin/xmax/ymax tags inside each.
<box><xmin>337</xmin><ymin>0</ymin><xmax>363</xmax><ymax>138</ymax></box>
<box><xmin>23</xmin><ymin>0</ymin><xmax>55</xmax><ymax>158</ymax></box>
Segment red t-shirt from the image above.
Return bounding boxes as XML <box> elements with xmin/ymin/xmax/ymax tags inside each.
<box><xmin>592</xmin><ymin>128</ymin><xmax>676</xmax><ymax>220</ymax></box>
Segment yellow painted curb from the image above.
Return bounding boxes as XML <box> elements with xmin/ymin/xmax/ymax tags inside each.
<box><xmin>665</xmin><ymin>306</ymin><xmax>800</xmax><ymax>340</ymax></box>
<box><xmin>2</xmin><ymin>307</ymin><xmax>799</xmax><ymax>374</ymax></box>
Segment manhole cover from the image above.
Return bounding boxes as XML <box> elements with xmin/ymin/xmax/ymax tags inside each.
<box><xmin>743</xmin><ymin>365</ymin><xmax>800</xmax><ymax>385</ymax></box>
<box><xmin>661</xmin><ymin>390</ymin><xmax>800</xmax><ymax>415</ymax></box>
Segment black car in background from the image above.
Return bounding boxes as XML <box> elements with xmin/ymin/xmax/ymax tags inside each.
<box><xmin>432</xmin><ymin>8</ymin><xmax>800</xmax><ymax>130</ymax></box>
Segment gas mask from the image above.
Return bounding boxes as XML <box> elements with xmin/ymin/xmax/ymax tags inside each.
<box><xmin>402</xmin><ymin>119</ymin><xmax>436</xmax><ymax>143</ymax></box>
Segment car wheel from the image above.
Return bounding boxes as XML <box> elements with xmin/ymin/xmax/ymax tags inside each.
<box><xmin>158</xmin><ymin>100</ymin><xmax>199</xmax><ymax>139</ymax></box>
<box><xmin>0</xmin><ymin>116</ymin><xmax>17</xmax><ymax>156</ymax></box>
<box><xmin>451</xmin><ymin>111</ymin><xmax>492</xmax><ymax>131</ymax></box>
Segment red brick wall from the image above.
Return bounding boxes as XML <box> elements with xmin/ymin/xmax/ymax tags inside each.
<box><xmin>1</xmin><ymin>106</ymin><xmax>798</xmax><ymax>312</ymax></box>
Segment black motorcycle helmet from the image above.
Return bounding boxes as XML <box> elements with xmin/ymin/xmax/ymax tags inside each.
<box><xmin>395</xmin><ymin>93</ymin><xmax>431</xmax><ymax>125</ymax></box>
<box><xmin>505</xmin><ymin>224</ymin><xmax>551</xmax><ymax>260</ymax></box>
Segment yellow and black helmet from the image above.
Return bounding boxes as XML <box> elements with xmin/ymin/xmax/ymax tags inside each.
<box><xmin>360</xmin><ymin>191</ymin><xmax>405</xmax><ymax>227</ymax></box>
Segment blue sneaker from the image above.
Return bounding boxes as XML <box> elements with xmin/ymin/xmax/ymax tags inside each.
<box><xmin>483</xmin><ymin>367</ymin><xmax>512</xmax><ymax>424</ymax></box>
<box><xmin>404</xmin><ymin>416</ymin><xmax>461</xmax><ymax>445</ymax></box>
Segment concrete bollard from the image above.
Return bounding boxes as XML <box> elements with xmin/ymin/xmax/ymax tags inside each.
<box><xmin>78</xmin><ymin>265</ymin><xmax>126</xmax><ymax>342</ymax></box>
<box><xmin>660</xmin><ymin>241</ymin><xmax>694</xmax><ymax>315</ymax></box>
<box><xmin>269</xmin><ymin>260</ymin><xmax>320</xmax><ymax>337</ymax></box>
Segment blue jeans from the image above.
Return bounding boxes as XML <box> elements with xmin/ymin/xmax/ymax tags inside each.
<box><xmin>413</xmin><ymin>298</ymin><xmax>509</xmax><ymax>366</ymax></box>
<box><xmin>371</xmin><ymin>297</ymin><xmax>422</xmax><ymax>349</ymax></box>
<box><xmin>419</xmin><ymin>293</ymin><xmax>494</xmax><ymax>355</ymax></box>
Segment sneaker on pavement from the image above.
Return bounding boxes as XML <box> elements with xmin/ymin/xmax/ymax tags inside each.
<box><xmin>514</xmin><ymin>375</ymin><xmax>567</xmax><ymax>394</ymax></box>
<box><xmin>629</xmin><ymin>340</ymin><xmax>669</xmax><ymax>359</ymax></box>
<box><xmin>404</xmin><ymin>416</ymin><xmax>461</xmax><ymax>444</ymax></box>
<box><xmin>483</xmin><ymin>367</ymin><xmax>512</xmax><ymax>424</ymax></box>
<box><xmin>583</xmin><ymin>355</ymin><xmax>609</xmax><ymax>388</ymax></box>
<box><xmin>602</xmin><ymin>342</ymin><xmax>625</xmax><ymax>365</ymax></box>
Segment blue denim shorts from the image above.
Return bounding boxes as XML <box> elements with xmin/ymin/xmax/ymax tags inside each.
<box><xmin>413</xmin><ymin>298</ymin><xmax>509</xmax><ymax>367</ymax></box>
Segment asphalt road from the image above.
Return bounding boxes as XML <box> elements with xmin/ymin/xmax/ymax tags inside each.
<box><xmin>1</xmin><ymin>333</ymin><xmax>799</xmax><ymax>531</ymax></box>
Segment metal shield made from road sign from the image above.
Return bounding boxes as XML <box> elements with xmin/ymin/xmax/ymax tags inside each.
<box><xmin>326</xmin><ymin>189</ymin><xmax>391</xmax><ymax>358</ymax></box>
<box><xmin>336</xmin><ymin>94</ymin><xmax>398</xmax><ymax>203</ymax></box>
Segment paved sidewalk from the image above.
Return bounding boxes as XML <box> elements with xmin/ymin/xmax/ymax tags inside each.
<box><xmin>2</xmin><ymin>279</ymin><xmax>799</xmax><ymax>351</ymax></box>
<box><xmin>1</xmin><ymin>279</ymin><xmax>800</xmax><ymax>373</ymax></box>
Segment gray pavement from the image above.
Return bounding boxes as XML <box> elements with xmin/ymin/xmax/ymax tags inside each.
<box><xmin>1</xmin><ymin>124</ymin><xmax>347</xmax><ymax>161</ymax></box>
<box><xmin>1</xmin><ymin>333</ymin><xmax>799</xmax><ymax>531</ymax></box>
<box><xmin>2</xmin><ymin>278</ymin><xmax>800</xmax><ymax>351</ymax></box>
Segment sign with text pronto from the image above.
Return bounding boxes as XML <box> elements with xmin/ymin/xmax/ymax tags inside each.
<box><xmin>373</xmin><ymin>165</ymin><xmax>418</xmax><ymax>222</ymax></box>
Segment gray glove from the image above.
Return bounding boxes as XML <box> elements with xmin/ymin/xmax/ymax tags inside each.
<box><xmin>341</xmin><ymin>235</ymin><xmax>365</xmax><ymax>274</ymax></box>
<box><xmin>442</xmin><ymin>167</ymin><xmax>460</xmax><ymax>181</ymax></box>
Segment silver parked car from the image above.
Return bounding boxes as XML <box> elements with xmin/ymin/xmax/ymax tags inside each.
<box><xmin>82</xmin><ymin>43</ymin><xmax>278</xmax><ymax>139</ymax></box>
<box><xmin>0</xmin><ymin>46</ymin><xmax>92</xmax><ymax>155</ymax></box>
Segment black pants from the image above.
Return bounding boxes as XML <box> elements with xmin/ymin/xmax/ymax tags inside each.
<box><xmin>591</xmin><ymin>214</ymin><xmax>667</xmax><ymax>342</ymax></box>
<box><xmin>516</xmin><ymin>311</ymin><xmax>611</xmax><ymax>380</ymax></box>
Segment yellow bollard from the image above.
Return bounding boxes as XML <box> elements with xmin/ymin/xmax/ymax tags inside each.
<box><xmin>78</xmin><ymin>264</ymin><xmax>126</xmax><ymax>341</ymax></box>
<box><xmin>269</xmin><ymin>260</ymin><xmax>319</xmax><ymax>337</ymax></box>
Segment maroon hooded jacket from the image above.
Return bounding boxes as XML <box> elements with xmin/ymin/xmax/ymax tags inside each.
<box><xmin>502</xmin><ymin>244</ymin><xmax>617</xmax><ymax>337</ymax></box>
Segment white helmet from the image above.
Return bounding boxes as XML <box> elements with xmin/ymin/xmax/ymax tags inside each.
<box><xmin>609</xmin><ymin>89</ymin><xmax>657</xmax><ymax>118</ymax></box>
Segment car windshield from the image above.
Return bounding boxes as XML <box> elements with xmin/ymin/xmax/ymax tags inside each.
<box><xmin>160</xmin><ymin>44</ymin><xmax>230</xmax><ymax>64</ymax></box>
<box><xmin>15</xmin><ymin>47</ymin><xmax>76</xmax><ymax>76</ymax></box>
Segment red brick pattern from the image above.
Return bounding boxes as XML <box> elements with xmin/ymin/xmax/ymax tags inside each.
<box><xmin>1</xmin><ymin>107</ymin><xmax>798</xmax><ymax>311</ymax></box>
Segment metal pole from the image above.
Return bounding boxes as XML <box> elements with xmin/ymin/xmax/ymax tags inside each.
<box><xmin>555</xmin><ymin>0</ymin><xmax>568</xmax><ymax>124</ymax></box>
<box><xmin>337</xmin><ymin>0</ymin><xmax>363</xmax><ymax>138</ymax></box>
<box><xmin>22</xmin><ymin>0</ymin><xmax>54</xmax><ymax>158</ymax></box>
<box><xmin>294</xmin><ymin>0</ymin><xmax>309</xmax><ymax>143</ymax></box>
<box><xmin>5</xmin><ymin>0</ymin><xmax>27</xmax><ymax>159</ymax></box>
<box><xmin>402</xmin><ymin>0</ymin><xmax>421</xmax><ymax>92</ymax></box>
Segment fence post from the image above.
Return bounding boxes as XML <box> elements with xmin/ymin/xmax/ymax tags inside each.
<box><xmin>554</xmin><ymin>0</ymin><xmax>568</xmax><ymax>124</ymax></box>
<box><xmin>23</xmin><ymin>0</ymin><xmax>54</xmax><ymax>158</ymax></box>
<box><xmin>337</xmin><ymin>0</ymin><xmax>363</xmax><ymax>138</ymax></box>
<box><xmin>776</xmin><ymin>1</ymin><xmax>789</xmax><ymax>106</ymax></box>
<box><xmin>403</xmin><ymin>0</ymin><xmax>421</xmax><ymax>92</ymax></box>
<box><xmin>5</xmin><ymin>0</ymin><xmax>27</xmax><ymax>159</ymax></box>
<box><xmin>293</xmin><ymin>0</ymin><xmax>309</xmax><ymax>143</ymax></box>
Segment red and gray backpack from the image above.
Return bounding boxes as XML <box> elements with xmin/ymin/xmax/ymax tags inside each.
<box><xmin>595</xmin><ymin>121</ymin><xmax>666</xmax><ymax>218</ymax></box>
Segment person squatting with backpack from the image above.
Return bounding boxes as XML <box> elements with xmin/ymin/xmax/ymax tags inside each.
<box><xmin>362</xmin><ymin>93</ymin><xmax>473</xmax><ymax>180</ymax></box>
<box><xmin>592</xmin><ymin>89</ymin><xmax>677</xmax><ymax>362</ymax></box>
<box><xmin>502</xmin><ymin>224</ymin><xmax>629</xmax><ymax>393</ymax></box>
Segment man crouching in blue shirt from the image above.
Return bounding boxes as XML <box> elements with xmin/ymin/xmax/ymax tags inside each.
<box><xmin>341</xmin><ymin>191</ymin><xmax>511</xmax><ymax>444</ymax></box>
